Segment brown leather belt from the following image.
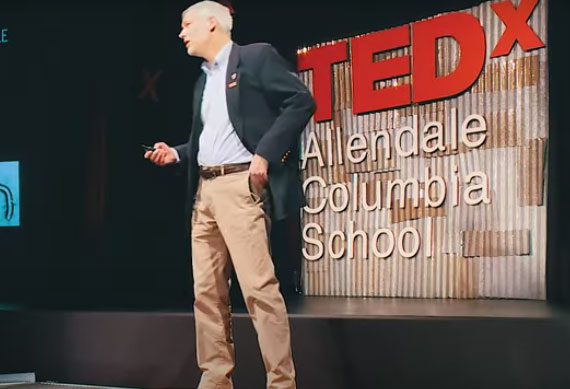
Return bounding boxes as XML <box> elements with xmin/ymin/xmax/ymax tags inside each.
<box><xmin>199</xmin><ymin>162</ymin><xmax>250</xmax><ymax>179</ymax></box>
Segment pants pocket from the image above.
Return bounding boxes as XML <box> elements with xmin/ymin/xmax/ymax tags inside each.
<box><xmin>247</xmin><ymin>174</ymin><xmax>264</xmax><ymax>204</ymax></box>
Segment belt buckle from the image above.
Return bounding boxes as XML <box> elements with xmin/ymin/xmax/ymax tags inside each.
<box><xmin>202</xmin><ymin>164</ymin><xmax>228</xmax><ymax>179</ymax></box>
<box><xmin>202</xmin><ymin>168</ymin><xmax>215</xmax><ymax>179</ymax></box>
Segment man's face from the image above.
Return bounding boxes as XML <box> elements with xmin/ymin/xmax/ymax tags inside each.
<box><xmin>178</xmin><ymin>11</ymin><xmax>212</xmax><ymax>58</ymax></box>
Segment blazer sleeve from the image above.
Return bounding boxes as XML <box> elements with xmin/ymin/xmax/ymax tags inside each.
<box><xmin>254</xmin><ymin>45</ymin><xmax>316</xmax><ymax>164</ymax></box>
<box><xmin>173</xmin><ymin>142</ymin><xmax>190</xmax><ymax>167</ymax></box>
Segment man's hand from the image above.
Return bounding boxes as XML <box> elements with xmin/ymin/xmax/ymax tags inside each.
<box><xmin>249</xmin><ymin>154</ymin><xmax>268</xmax><ymax>188</ymax></box>
<box><xmin>144</xmin><ymin>142</ymin><xmax>178</xmax><ymax>166</ymax></box>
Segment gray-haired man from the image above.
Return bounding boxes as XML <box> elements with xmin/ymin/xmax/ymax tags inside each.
<box><xmin>145</xmin><ymin>2</ymin><xmax>315</xmax><ymax>388</ymax></box>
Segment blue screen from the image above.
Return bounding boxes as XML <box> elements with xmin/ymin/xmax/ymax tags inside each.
<box><xmin>0</xmin><ymin>161</ymin><xmax>20</xmax><ymax>227</ymax></box>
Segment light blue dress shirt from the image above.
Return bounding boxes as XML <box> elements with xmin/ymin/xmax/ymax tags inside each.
<box><xmin>196</xmin><ymin>41</ymin><xmax>252</xmax><ymax>166</ymax></box>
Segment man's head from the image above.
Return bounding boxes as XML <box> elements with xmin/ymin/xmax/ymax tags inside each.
<box><xmin>178</xmin><ymin>1</ymin><xmax>233</xmax><ymax>61</ymax></box>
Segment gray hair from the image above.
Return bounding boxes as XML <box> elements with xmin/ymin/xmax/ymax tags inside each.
<box><xmin>182</xmin><ymin>1</ymin><xmax>233</xmax><ymax>35</ymax></box>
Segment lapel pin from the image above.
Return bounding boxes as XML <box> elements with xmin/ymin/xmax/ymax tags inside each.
<box><xmin>231</xmin><ymin>73</ymin><xmax>237</xmax><ymax>80</ymax></box>
<box><xmin>228</xmin><ymin>81</ymin><xmax>238</xmax><ymax>88</ymax></box>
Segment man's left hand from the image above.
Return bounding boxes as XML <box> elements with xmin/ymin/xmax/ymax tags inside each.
<box><xmin>249</xmin><ymin>154</ymin><xmax>268</xmax><ymax>188</ymax></box>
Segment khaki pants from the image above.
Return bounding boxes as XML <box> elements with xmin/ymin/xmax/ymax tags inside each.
<box><xmin>191</xmin><ymin>170</ymin><xmax>296</xmax><ymax>389</ymax></box>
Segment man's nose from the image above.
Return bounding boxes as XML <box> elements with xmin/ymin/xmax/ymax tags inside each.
<box><xmin>178</xmin><ymin>30</ymin><xmax>184</xmax><ymax>39</ymax></box>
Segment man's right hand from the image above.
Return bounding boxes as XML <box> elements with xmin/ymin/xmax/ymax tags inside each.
<box><xmin>144</xmin><ymin>142</ymin><xmax>178</xmax><ymax>166</ymax></box>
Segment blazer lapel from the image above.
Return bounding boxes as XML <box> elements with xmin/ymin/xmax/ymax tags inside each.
<box><xmin>190</xmin><ymin>73</ymin><xmax>206</xmax><ymax>159</ymax></box>
<box><xmin>225</xmin><ymin>43</ymin><xmax>244</xmax><ymax>141</ymax></box>
<box><xmin>192</xmin><ymin>73</ymin><xmax>206</xmax><ymax>130</ymax></box>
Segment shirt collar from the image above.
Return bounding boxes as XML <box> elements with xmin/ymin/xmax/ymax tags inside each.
<box><xmin>201</xmin><ymin>40</ymin><xmax>233</xmax><ymax>75</ymax></box>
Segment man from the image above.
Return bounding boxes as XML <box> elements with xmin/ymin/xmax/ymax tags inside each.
<box><xmin>144</xmin><ymin>1</ymin><xmax>315</xmax><ymax>388</ymax></box>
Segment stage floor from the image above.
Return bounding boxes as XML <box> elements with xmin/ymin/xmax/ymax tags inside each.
<box><xmin>2</xmin><ymin>295</ymin><xmax>564</xmax><ymax>318</ymax></box>
<box><xmin>284</xmin><ymin>296</ymin><xmax>564</xmax><ymax>318</ymax></box>
<box><xmin>1</xmin><ymin>297</ymin><xmax>570</xmax><ymax>389</ymax></box>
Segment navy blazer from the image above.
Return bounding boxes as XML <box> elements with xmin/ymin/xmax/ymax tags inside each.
<box><xmin>174</xmin><ymin>42</ymin><xmax>316</xmax><ymax>221</ymax></box>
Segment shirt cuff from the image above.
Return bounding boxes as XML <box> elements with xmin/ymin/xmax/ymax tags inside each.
<box><xmin>171</xmin><ymin>147</ymin><xmax>180</xmax><ymax>163</ymax></box>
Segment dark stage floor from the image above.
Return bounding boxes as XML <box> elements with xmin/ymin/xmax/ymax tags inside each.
<box><xmin>2</xmin><ymin>295</ymin><xmax>565</xmax><ymax>319</ymax></box>
<box><xmin>285</xmin><ymin>296</ymin><xmax>565</xmax><ymax>318</ymax></box>
<box><xmin>1</xmin><ymin>297</ymin><xmax>570</xmax><ymax>389</ymax></box>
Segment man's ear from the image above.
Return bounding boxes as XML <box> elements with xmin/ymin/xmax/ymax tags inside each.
<box><xmin>208</xmin><ymin>16</ymin><xmax>216</xmax><ymax>32</ymax></box>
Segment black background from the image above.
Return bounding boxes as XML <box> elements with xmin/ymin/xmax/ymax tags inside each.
<box><xmin>0</xmin><ymin>0</ymin><xmax>568</xmax><ymax>310</ymax></box>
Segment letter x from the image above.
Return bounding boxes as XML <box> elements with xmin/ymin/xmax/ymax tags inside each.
<box><xmin>490</xmin><ymin>0</ymin><xmax>545</xmax><ymax>58</ymax></box>
<box><xmin>138</xmin><ymin>68</ymin><xmax>163</xmax><ymax>102</ymax></box>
